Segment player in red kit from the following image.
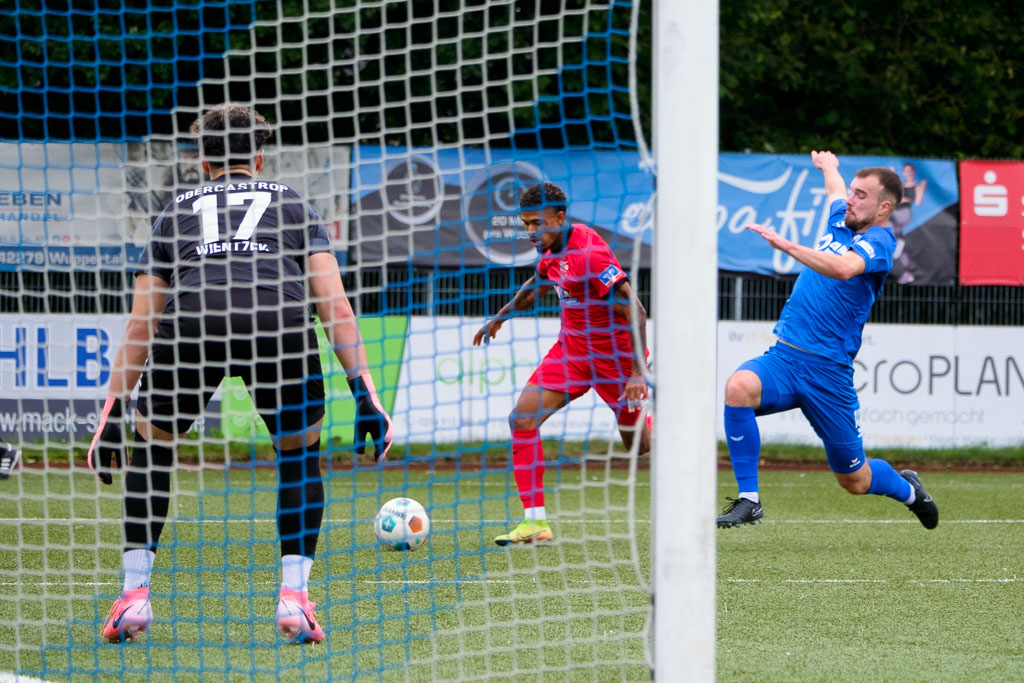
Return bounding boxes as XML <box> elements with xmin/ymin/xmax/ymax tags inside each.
<box><xmin>473</xmin><ymin>182</ymin><xmax>651</xmax><ymax>545</ymax></box>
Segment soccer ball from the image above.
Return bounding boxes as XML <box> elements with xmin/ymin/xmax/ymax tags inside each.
<box><xmin>374</xmin><ymin>498</ymin><xmax>430</xmax><ymax>551</ymax></box>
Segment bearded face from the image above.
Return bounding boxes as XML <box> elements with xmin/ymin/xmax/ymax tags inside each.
<box><xmin>844</xmin><ymin>175</ymin><xmax>889</xmax><ymax>232</ymax></box>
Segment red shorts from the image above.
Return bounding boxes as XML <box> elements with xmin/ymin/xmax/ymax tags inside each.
<box><xmin>528</xmin><ymin>337</ymin><xmax>645</xmax><ymax>427</ymax></box>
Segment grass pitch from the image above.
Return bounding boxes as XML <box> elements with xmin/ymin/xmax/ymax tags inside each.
<box><xmin>717</xmin><ymin>470</ymin><xmax>1024</xmax><ymax>682</ymax></box>
<box><xmin>0</xmin><ymin>461</ymin><xmax>649</xmax><ymax>682</ymax></box>
<box><xmin>0</xmin><ymin>463</ymin><xmax>1021</xmax><ymax>682</ymax></box>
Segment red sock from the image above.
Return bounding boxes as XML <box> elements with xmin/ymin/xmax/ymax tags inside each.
<box><xmin>511</xmin><ymin>428</ymin><xmax>544</xmax><ymax>508</ymax></box>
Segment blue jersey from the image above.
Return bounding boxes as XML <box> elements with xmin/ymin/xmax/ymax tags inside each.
<box><xmin>773</xmin><ymin>199</ymin><xmax>895</xmax><ymax>366</ymax></box>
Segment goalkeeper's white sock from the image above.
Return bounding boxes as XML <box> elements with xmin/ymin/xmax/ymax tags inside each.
<box><xmin>122</xmin><ymin>549</ymin><xmax>156</xmax><ymax>591</ymax></box>
<box><xmin>738</xmin><ymin>492</ymin><xmax>760</xmax><ymax>504</ymax></box>
<box><xmin>524</xmin><ymin>506</ymin><xmax>547</xmax><ymax>521</ymax></box>
<box><xmin>281</xmin><ymin>555</ymin><xmax>314</xmax><ymax>592</ymax></box>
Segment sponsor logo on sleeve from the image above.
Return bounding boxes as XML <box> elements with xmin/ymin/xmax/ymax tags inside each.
<box><xmin>858</xmin><ymin>240</ymin><xmax>876</xmax><ymax>259</ymax></box>
<box><xmin>598</xmin><ymin>265</ymin><xmax>625</xmax><ymax>287</ymax></box>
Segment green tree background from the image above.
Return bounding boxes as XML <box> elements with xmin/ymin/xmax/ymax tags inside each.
<box><xmin>2</xmin><ymin>0</ymin><xmax>1023</xmax><ymax>158</ymax></box>
<box><xmin>720</xmin><ymin>0</ymin><xmax>1024</xmax><ymax>158</ymax></box>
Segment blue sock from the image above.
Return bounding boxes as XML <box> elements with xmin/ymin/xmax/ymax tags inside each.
<box><xmin>866</xmin><ymin>459</ymin><xmax>913</xmax><ymax>502</ymax></box>
<box><xmin>724</xmin><ymin>405</ymin><xmax>761</xmax><ymax>493</ymax></box>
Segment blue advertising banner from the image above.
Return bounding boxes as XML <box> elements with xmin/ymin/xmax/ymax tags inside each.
<box><xmin>0</xmin><ymin>142</ymin><xmax>960</xmax><ymax>284</ymax></box>
<box><xmin>718</xmin><ymin>153</ymin><xmax>959</xmax><ymax>283</ymax></box>
<box><xmin>349</xmin><ymin>146</ymin><xmax>654</xmax><ymax>268</ymax></box>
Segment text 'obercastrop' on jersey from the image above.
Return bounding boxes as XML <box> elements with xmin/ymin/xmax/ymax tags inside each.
<box><xmin>773</xmin><ymin>198</ymin><xmax>895</xmax><ymax>366</ymax></box>
<box><xmin>535</xmin><ymin>223</ymin><xmax>631</xmax><ymax>353</ymax></box>
<box><xmin>137</xmin><ymin>174</ymin><xmax>331</xmax><ymax>305</ymax></box>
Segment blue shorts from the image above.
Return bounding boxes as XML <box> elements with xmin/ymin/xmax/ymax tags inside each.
<box><xmin>738</xmin><ymin>342</ymin><xmax>865</xmax><ymax>474</ymax></box>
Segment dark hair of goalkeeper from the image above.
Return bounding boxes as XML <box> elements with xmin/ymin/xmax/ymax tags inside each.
<box><xmin>189</xmin><ymin>104</ymin><xmax>274</xmax><ymax>168</ymax></box>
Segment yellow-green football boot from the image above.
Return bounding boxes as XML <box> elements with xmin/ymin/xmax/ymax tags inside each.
<box><xmin>494</xmin><ymin>519</ymin><xmax>554</xmax><ymax>546</ymax></box>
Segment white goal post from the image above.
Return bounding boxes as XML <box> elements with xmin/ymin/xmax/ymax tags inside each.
<box><xmin>0</xmin><ymin>0</ymin><xmax>720</xmax><ymax>678</ymax></box>
<box><xmin>652</xmin><ymin>0</ymin><xmax>719</xmax><ymax>679</ymax></box>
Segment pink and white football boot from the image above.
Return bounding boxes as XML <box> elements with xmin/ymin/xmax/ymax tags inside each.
<box><xmin>100</xmin><ymin>587</ymin><xmax>152</xmax><ymax>643</ymax></box>
<box><xmin>276</xmin><ymin>588</ymin><xmax>325</xmax><ymax>644</ymax></box>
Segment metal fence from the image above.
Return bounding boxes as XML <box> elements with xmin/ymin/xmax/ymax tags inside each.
<box><xmin>719</xmin><ymin>273</ymin><xmax>1024</xmax><ymax>326</ymax></box>
<box><xmin>3</xmin><ymin>268</ymin><xmax>1023</xmax><ymax>326</ymax></box>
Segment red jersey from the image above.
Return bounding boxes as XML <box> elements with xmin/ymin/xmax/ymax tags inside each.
<box><xmin>536</xmin><ymin>223</ymin><xmax>630</xmax><ymax>350</ymax></box>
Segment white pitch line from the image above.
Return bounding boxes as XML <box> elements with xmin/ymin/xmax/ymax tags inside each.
<box><xmin>5</xmin><ymin>577</ymin><xmax>1017</xmax><ymax>591</ymax></box>
<box><xmin>0</xmin><ymin>517</ymin><xmax>645</xmax><ymax>525</ymax></box>
<box><xmin>325</xmin><ymin>578</ymin><xmax>616</xmax><ymax>590</ymax></box>
<box><xmin>726</xmin><ymin>577</ymin><xmax>1021</xmax><ymax>584</ymax></box>
<box><xmin>717</xmin><ymin>482</ymin><xmax>1024</xmax><ymax>489</ymax></box>
<box><xmin>0</xmin><ymin>673</ymin><xmax>59</xmax><ymax>683</ymax></box>
<box><xmin>0</xmin><ymin>582</ymin><xmax>117</xmax><ymax>587</ymax></box>
<box><xmin>1</xmin><ymin>577</ymin><xmax>627</xmax><ymax>590</ymax></box>
<box><xmin>362</xmin><ymin>579</ymin><xmax>516</xmax><ymax>585</ymax></box>
<box><xmin>3</xmin><ymin>517</ymin><xmax>1024</xmax><ymax>526</ymax></box>
<box><xmin>720</xmin><ymin>581</ymin><xmax>888</xmax><ymax>585</ymax></box>
<box><xmin>911</xmin><ymin>578</ymin><xmax>1022</xmax><ymax>583</ymax></box>
<box><xmin>769</xmin><ymin>519</ymin><xmax>1024</xmax><ymax>524</ymax></box>
<box><xmin>3</xmin><ymin>480</ymin><xmax>649</xmax><ymax>488</ymax></box>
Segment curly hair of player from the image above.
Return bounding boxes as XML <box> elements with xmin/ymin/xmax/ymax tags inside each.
<box><xmin>519</xmin><ymin>181</ymin><xmax>567</xmax><ymax>214</ymax></box>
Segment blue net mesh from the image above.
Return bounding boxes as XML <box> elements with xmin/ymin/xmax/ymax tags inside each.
<box><xmin>0</xmin><ymin>2</ymin><xmax>653</xmax><ymax>679</ymax></box>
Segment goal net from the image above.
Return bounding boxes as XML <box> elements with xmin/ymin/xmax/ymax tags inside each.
<box><xmin>0</xmin><ymin>1</ymin><xmax>658</xmax><ymax>679</ymax></box>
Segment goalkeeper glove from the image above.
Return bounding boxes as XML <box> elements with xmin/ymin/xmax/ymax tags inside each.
<box><xmin>347</xmin><ymin>374</ymin><xmax>393</xmax><ymax>463</ymax></box>
<box><xmin>87</xmin><ymin>396</ymin><xmax>126</xmax><ymax>485</ymax></box>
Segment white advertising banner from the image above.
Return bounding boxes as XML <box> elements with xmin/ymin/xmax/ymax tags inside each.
<box><xmin>5</xmin><ymin>313</ymin><xmax>1020</xmax><ymax>449</ymax></box>
<box><xmin>718</xmin><ymin>321</ymin><xmax>1024</xmax><ymax>448</ymax></box>
<box><xmin>0</xmin><ymin>314</ymin><xmax>217</xmax><ymax>440</ymax></box>
<box><xmin>0</xmin><ymin>141</ymin><xmax>351</xmax><ymax>270</ymax></box>
<box><xmin>0</xmin><ymin>142</ymin><xmax>127</xmax><ymax>268</ymax></box>
<box><xmin>0</xmin><ymin>314</ymin><xmax>127</xmax><ymax>399</ymax></box>
<box><xmin>0</xmin><ymin>314</ymin><xmax>128</xmax><ymax>440</ymax></box>
<box><xmin>393</xmin><ymin>317</ymin><xmax>655</xmax><ymax>443</ymax></box>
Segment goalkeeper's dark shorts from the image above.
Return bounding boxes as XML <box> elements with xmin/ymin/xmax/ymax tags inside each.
<box><xmin>137</xmin><ymin>287</ymin><xmax>326</xmax><ymax>437</ymax></box>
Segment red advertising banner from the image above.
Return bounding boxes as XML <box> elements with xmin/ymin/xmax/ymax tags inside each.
<box><xmin>959</xmin><ymin>160</ymin><xmax>1024</xmax><ymax>285</ymax></box>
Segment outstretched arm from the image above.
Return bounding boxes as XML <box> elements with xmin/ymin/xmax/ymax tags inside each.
<box><xmin>747</xmin><ymin>223</ymin><xmax>866</xmax><ymax>281</ymax></box>
<box><xmin>472</xmin><ymin>275</ymin><xmax>552</xmax><ymax>345</ymax></box>
<box><xmin>811</xmin><ymin>150</ymin><xmax>846</xmax><ymax>204</ymax></box>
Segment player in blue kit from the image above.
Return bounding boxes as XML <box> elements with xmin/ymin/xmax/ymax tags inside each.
<box><xmin>717</xmin><ymin>150</ymin><xmax>939</xmax><ymax>530</ymax></box>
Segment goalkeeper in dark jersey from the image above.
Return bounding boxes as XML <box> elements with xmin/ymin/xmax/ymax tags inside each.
<box><xmin>87</xmin><ymin>104</ymin><xmax>392</xmax><ymax>644</ymax></box>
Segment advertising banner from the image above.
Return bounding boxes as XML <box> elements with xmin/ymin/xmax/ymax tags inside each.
<box><xmin>718</xmin><ymin>321</ymin><xmax>1024</xmax><ymax>448</ymax></box>
<box><xmin>221</xmin><ymin>315</ymin><xmax>407</xmax><ymax>444</ymax></box>
<box><xmin>393</xmin><ymin>317</ymin><xmax>655</xmax><ymax>444</ymax></box>
<box><xmin>2</xmin><ymin>143</ymin><xmax>965</xmax><ymax>283</ymax></box>
<box><xmin>958</xmin><ymin>160</ymin><xmax>1024</xmax><ymax>285</ymax></box>
<box><xmin>349</xmin><ymin>147</ymin><xmax>654</xmax><ymax>269</ymax></box>
<box><xmin>0</xmin><ymin>314</ymin><xmax>153</xmax><ymax>441</ymax></box>
<box><xmin>5</xmin><ymin>312</ymin><xmax>1019</xmax><ymax>449</ymax></box>
<box><xmin>0</xmin><ymin>314</ymin><xmax>127</xmax><ymax>400</ymax></box>
<box><xmin>0</xmin><ymin>141</ymin><xmax>351</xmax><ymax>271</ymax></box>
<box><xmin>0</xmin><ymin>142</ymin><xmax>131</xmax><ymax>270</ymax></box>
<box><xmin>718</xmin><ymin>154</ymin><xmax>959</xmax><ymax>284</ymax></box>
<box><xmin>351</xmin><ymin>149</ymin><xmax>960</xmax><ymax>282</ymax></box>
<box><xmin>0</xmin><ymin>313</ymin><xmax>403</xmax><ymax>444</ymax></box>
